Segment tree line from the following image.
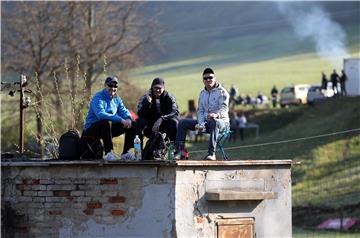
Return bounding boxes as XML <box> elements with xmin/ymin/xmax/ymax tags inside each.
<box><xmin>1</xmin><ymin>2</ymin><xmax>160</xmax><ymax>156</ymax></box>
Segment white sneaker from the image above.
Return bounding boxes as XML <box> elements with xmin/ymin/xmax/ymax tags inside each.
<box><xmin>104</xmin><ymin>151</ymin><xmax>117</xmax><ymax>161</ymax></box>
<box><xmin>204</xmin><ymin>153</ymin><xmax>216</xmax><ymax>161</ymax></box>
<box><xmin>121</xmin><ymin>152</ymin><xmax>137</xmax><ymax>161</ymax></box>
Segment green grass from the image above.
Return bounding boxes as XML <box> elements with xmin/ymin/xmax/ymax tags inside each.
<box><xmin>293</xmin><ymin>227</ymin><xmax>360</xmax><ymax>238</ymax></box>
<box><xmin>131</xmin><ymin>50</ymin><xmax>359</xmax><ymax>112</ymax></box>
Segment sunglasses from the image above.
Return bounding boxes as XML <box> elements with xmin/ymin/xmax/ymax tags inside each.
<box><xmin>203</xmin><ymin>76</ymin><xmax>214</xmax><ymax>81</ymax></box>
<box><xmin>153</xmin><ymin>86</ymin><xmax>163</xmax><ymax>90</ymax></box>
<box><xmin>107</xmin><ymin>83</ymin><xmax>118</xmax><ymax>88</ymax></box>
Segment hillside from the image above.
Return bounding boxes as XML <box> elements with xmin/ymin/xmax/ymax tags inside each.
<box><xmin>132</xmin><ymin>2</ymin><xmax>360</xmax><ymax>111</ymax></box>
<box><xmin>141</xmin><ymin>1</ymin><xmax>360</xmax><ymax>64</ymax></box>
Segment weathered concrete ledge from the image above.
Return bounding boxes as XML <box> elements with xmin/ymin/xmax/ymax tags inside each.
<box><xmin>1</xmin><ymin>159</ymin><xmax>294</xmax><ymax>167</ymax></box>
<box><xmin>2</xmin><ymin>159</ymin><xmax>293</xmax><ymax>238</ymax></box>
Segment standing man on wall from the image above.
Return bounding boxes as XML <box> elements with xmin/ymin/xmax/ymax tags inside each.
<box><xmin>175</xmin><ymin>67</ymin><xmax>230</xmax><ymax>160</ymax></box>
<box><xmin>137</xmin><ymin>77</ymin><xmax>179</xmax><ymax>145</ymax></box>
<box><xmin>83</xmin><ymin>76</ymin><xmax>137</xmax><ymax>161</ymax></box>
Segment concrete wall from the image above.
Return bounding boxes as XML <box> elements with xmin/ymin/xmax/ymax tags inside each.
<box><xmin>1</xmin><ymin>162</ymin><xmax>176</xmax><ymax>238</ymax></box>
<box><xmin>175</xmin><ymin>161</ymin><xmax>292</xmax><ymax>238</ymax></box>
<box><xmin>2</xmin><ymin>160</ymin><xmax>292</xmax><ymax>238</ymax></box>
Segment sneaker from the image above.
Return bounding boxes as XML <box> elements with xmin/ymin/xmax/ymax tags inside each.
<box><xmin>104</xmin><ymin>151</ymin><xmax>117</xmax><ymax>161</ymax></box>
<box><xmin>174</xmin><ymin>152</ymin><xmax>180</xmax><ymax>160</ymax></box>
<box><xmin>204</xmin><ymin>153</ymin><xmax>216</xmax><ymax>161</ymax></box>
<box><xmin>121</xmin><ymin>151</ymin><xmax>137</xmax><ymax>161</ymax></box>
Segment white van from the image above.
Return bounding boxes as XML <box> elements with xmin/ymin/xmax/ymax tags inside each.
<box><xmin>280</xmin><ymin>84</ymin><xmax>310</xmax><ymax>108</ymax></box>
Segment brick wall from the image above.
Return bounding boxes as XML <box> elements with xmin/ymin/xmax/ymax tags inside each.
<box><xmin>1</xmin><ymin>163</ymin><xmax>176</xmax><ymax>238</ymax></box>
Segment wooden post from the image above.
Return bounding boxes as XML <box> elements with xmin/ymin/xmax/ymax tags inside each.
<box><xmin>19</xmin><ymin>74</ymin><xmax>25</xmax><ymax>154</ymax></box>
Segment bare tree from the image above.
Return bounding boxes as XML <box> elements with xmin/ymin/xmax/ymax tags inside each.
<box><xmin>62</xmin><ymin>2</ymin><xmax>159</xmax><ymax>102</ymax></box>
<box><xmin>2</xmin><ymin>2</ymin><xmax>68</xmax><ymax>156</ymax></box>
<box><xmin>1</xmin><ymin>1</ymin><xmax>160</xmax><ymax>155</ymax></box>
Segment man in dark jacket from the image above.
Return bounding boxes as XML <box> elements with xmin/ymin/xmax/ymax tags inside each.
<box><xmin>137</xmin><ymin>77</ymin><xmax>179</xmax><ymax>145</ymax></box>
<box><xmin>339</xmin><ymin>70</ymin><xmax>347</xmax><ymax>96</ymax></box>
<box><xmin>330</xmin><ymin>69</ymin><xmax>340</xmax><ymax>96</ymax></box>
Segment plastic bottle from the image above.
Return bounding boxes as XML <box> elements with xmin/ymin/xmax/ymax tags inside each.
<box><xmin>167</xmin><ymin>142</ymin><xmax>175</xmax><ymax>160</ymax></box>
<box><xmin>134</xmin><ymin>135</ymin><xmax>142</xmax><ymax>160</ymax></box>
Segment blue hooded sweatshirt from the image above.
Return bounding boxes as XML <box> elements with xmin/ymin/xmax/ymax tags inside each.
<box><xmin>84</xmin><ymin>89</ymin><xmax>132</xmax><ymax>130</ymax></box>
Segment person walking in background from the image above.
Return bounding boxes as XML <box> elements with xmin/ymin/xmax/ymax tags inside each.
<box><xmin>238</xmin><ymin>113</ymin><xmax>247</xmax><ymax>141</ymax></box>
<box><xmin>229</xmin><ymin>111</ymin><xmax>239</xmax><ymax>143</ymax></box>
<box><xmin>175</xmin><ymin>67</ymin><xmax>230</xmax><ymax>160</ymax></box>
<box><xmin>339</xmin><ymin>70</ymin><xmax>348</xmax><ymax>96</ymax></box>
<box><xmin>321</xmin><ymin>72</ymin><xmax>328</xmax><ymax>90</ymax></box>
<box><xmin>83</xmin><ymin>76</ymin><xmax>137</xmax><ymax>161</ymax></box>
<box><xmin>137</xmin><ymin>77</ymin><xmax>179</xmax><ymax>146</ymax></box>
<box><xmin>229</xmin><ymin>84</ymin><xmax>238</xmax><ymax>109</ymax></box>
<box><xmin>330</xmin><ymin>69</ymin><xmax>340</xmax><ymax>96</ymax></box>
<box><xmin>270</xmin><ymin>85</ymin><xmax>279</xmax><ymax>108</ymax></box>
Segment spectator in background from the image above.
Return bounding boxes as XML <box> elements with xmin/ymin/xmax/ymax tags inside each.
<box><xmin>339</xmin><ymin>70</ymin><xmax>348</xmax><ymax>96</ymax></box>
<box><xmin>229</xmin><ymin>111</ymin><xmax>239</xmax><ymax>143</ymax></box>
<box><xmin>137</xmin><ymin>77</ymin><xmax>179</xmax><ymax>146</ymax></box>
<box><xmin>270</xmin><ymin>85</ymin><xmax>279</xmax><ymax>108</ymax></box>
<box><xmin>229</xmin><ymin>84</ymin><xmax>238</xmax><ymax>109</ymax></box>
<box><xmin>175</xmin><ymin>67</ymin><xmax>229</xmax><ymax>160</ymax></box>
<box><xmin>321</xmin><ymin>72</ymin><xmax>328</xmax><ymax>90</ymax></box>
<box><xmin>238</xmin><ymin>113</ymin><xmax>247</xmax><ymax>141</ymax></box>
<box><xmin>83</xmin><ymin>76</ymin><xmax>137</xmax><ymax>161</ymax></box>
<box><xmin>330</xmin><ymin>69</ymin><xmax>340</xmax><ymax>96</ymax></box>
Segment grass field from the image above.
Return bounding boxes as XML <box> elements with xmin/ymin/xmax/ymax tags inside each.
<box><xmin>132</xmin><ymin>50</ymin><xmax>359</xmax><ymax>112</ymax></box>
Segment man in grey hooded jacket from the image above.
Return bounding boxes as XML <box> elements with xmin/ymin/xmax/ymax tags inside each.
<box><xmin>175</xmin><ymin>67</ymin><xmax>229</xmax><ymax>160</ymax></box>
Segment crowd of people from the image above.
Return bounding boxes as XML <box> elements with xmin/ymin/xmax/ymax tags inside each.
<box><xmin>83</xmin><ymin>67</ymin><xmax>230</xmax><ymax>161</ymax></box>
<box><xmin>321</xmin><ymin>69</ymin><xmax>348</xmax><ymax>96</ymax></box>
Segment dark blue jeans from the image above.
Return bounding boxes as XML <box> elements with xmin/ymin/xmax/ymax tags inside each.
<box><xmin>175</xmin><ymin>118</ymin><xmax>229</xmax><ymax>154</ymax></box>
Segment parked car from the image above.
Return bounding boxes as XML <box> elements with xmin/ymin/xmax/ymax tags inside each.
<box><xmin>307</xmin><ymin>85</ymin><xmax>334</xmax><ymax>105</ymax></box>
<box><xmin>279</xmin><ymin>84</ymin><xmax>310</xmax><ymax>108</ymax></box>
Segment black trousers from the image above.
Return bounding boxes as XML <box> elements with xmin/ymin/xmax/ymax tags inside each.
<box><xmin>83</xmin><ymin>120</ymin><xmax>136</xmax><ymax>154</ymax></box>
<box><xmin>136</xmin><ymin>117</ymin><xmax>178</xmax><ymax>147</ymax></box>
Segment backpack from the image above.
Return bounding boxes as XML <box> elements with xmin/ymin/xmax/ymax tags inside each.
<box><xmin>58</xmin><ymin>129</ymin><xmax>81</xmax><ymax>160</ymax></box>
<box><xmin>80</xmin><ymin>136</ymin><xmax>104</xmax><ymax>160</ymax></box>
<box><xmin>142</xmin><ymin>131</ymin><xmax>169</xmax><ymax>160</ymax></box>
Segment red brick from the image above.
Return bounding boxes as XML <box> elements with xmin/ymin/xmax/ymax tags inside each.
<box><xmin>16</xmin><ymin>184</ymin><xmax>25</xmax><ymax>191</ymax></box>
<box><xmin>48</xmin><ymin>210</ymin><xmax>63</xmax><ymax>216</ymax></box>
<box><xmin>108</xmin><ymin>196</ymin><xmax>126</xmax><ymax>203</ymax></box>
<box><xmin>111</xmin><ymin>209</ymin><xmax>126</xmax><ymax>216</ymax></box>
<box><xmin>54</xmin><ymin>191</ymin><xmax>71</xmax><ymax>197</ymax></box>
<box><xmin>87</xmin><ymin>201</ymin><xmax>102</xmax><ymax>209</ymax></box>
<box><xmin>100</xmin><ymin>179</ymin><xmax>118</xmax><ymax>185</ymax></box>
<box><xmin>31</xmin><ymin>179</ymin><xmax>40</xmax><ymax>185</ymax></box>
<box><xmin>15</xmin><ymin>225</ymin><xmax>29</xmax><ymax>233</ymax></box>
<box><xmin>83</xmin><ymin>208</ymin><xmax>94</xmax><ymax>215</ymax></box>
<box><xmin>66</xmin><ymin>196</ymin><xmax>74</xmax><ymax>202</ymax></box>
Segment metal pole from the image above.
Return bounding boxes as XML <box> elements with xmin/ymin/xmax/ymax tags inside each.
<box><xmin>19</xmin><ymin>75</ymin><xmax>25</xmax><ymax>154</ymax></box>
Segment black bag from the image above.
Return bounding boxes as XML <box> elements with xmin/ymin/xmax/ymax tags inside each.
<box><xmin>142</xmin><ymin>131</ymin><xmax>169</xmax><ymax>160</ymax></box>
<box><xmin>80</xmin><ymin>136</ymin><xmax>104</xmax><ymax>160</ymax></box>
<box><xmin>58</xmin><ymin>129</ymin><xmax>81</xmax><ymax>160</ymax></box>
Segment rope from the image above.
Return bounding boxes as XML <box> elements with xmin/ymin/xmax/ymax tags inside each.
<box><xmin>188</xmin><ymin>128</ymin><xmax>360</xmax><ymax>153</ymax></box>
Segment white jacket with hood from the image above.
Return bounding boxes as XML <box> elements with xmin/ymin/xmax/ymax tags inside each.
<box><xmin>197</xmin><ymin>82</ymin><xmax>230</xmax><ymax>124</ymax></box>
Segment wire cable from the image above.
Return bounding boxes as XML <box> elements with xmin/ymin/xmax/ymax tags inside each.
<box><xmin>188</xmin><ymin>128</ymin><xmax>360</xmax><ymax>153</ymax></box>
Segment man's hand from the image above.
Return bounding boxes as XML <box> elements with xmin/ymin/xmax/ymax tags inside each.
<box><xmin>122</xmin><ymin>119</ymin><xmax>132</xmax><ymax>129</ymax></box>
<box><xmin>152</xmin><ymin>118</ymin><xmax>163</xmax><ymax>132</ymax></box>
<box><xmin>146</xmin><ymin>89</ymin><xmax>152</xmax><ymax>103</ymax></box>
<box><xmin>207</xmin><ymin>113</ymin><xmax>219</xmax><ymax>120</ymax></box>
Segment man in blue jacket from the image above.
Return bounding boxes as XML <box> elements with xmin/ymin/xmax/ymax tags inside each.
<box><xmin>83</xmin><ymin>76</ymin><xmax>136</xmax><ymax>161</ymax></box>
